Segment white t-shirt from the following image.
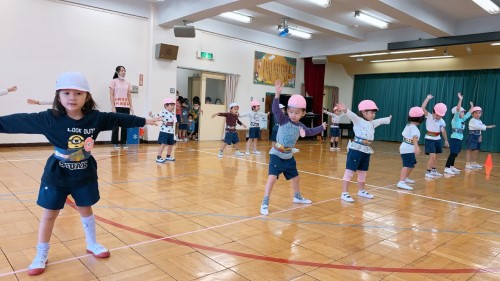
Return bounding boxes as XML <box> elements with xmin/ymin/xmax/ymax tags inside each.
<box><xmin>400</xmin><ymin>124</ymin><xmax>420</xmax><ymax>154</ymax></box>
<box><xmin>424</xmin><ymin>113</ymin><xmax>445</xmax><ymax>140</ymax></box>
<box><xmin>468</xmin><ymin>118</ymin><xmax>487</xmax><ymax>132</ymax></box>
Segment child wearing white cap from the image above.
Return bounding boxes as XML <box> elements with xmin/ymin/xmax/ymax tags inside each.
<box><xmin>444</xmin><ymin>93</ymin><xmax>473</xmax><ymax>174</ymax></box>
<box><xmin>260</xmin><ymin>80</ymin><xmax>326</xmax><ymax>215</ymax></box>
<box><xmin>323</xmin><ymin>106</ymin><xmax>344</xmax><ymax>151</ymax></box>
<box><xmin>465</xmin><ymin>106</ymin><xmax>496</xmax><ymax>169</ymax></box>
<box><xmin>212</xmin><ymin>103</ymin><xmax>247</xmax><ymax>157</ymax></box>
<box><xmin>421</xmin><ymin>94</ymin><xmax>449</xmax><ymax>179</ymax></box>
<box><xmin>239</xmin><ymin>100</ymin><xmax>269</xmax><ymax>155</ymax></box>
<box><xmin>0</xmin><ymin>72</ymin><xmax>161</xmax><ymax>276</ymax></box>
<box><xmin>0</xmin><ymin>85</ymin><xmax>17</xmax><ymax>96</ymax></box>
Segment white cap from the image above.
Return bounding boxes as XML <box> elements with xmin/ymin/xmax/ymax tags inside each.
<box><xmin>451</xmin><ymin>107</ymin><xmax>465</xmax><ymax>114</ymax></box>
<box><xmin>55</xmin><ymin>72</ymin><xmax>90</xmax><ymax>92</ymax></box>
<box><xmin>229</xmin><ymin>102</ymin><xmax>239</xmax><ymax>110</ymax></box>
<box><xmin>279</xmin><ymin>104</ymin><xmax>285</xmax><ymax>109</ymax></box>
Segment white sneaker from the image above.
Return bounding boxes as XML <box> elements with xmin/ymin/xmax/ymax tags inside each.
<box><xmin>444</xmin><ymin>167</ymin><xmax>456</xmax><ymax>175</ymax></box>
<box><xmin>293</xmin><ymin>197</ymin><xmax>312</xmax><ymax>204</ymax></box>
<box><xmin>253</xmin><ymin>150</ymin><xmax>262</xmax><ymax>155</ymax></box>
<box><xmin>235</xmin><ymin>151</ymin><xmax>245</xmax><ymax>156</ymax></box>
<box><xmin>465</xmin><ymin>164</ymin><xmax>475</xmax><ymax>170</ymax></box>
<box><xmin>397</xmin><ymin>181</ymin><xmax>413</xmax><ymax>190</ymax></box>
<box><xmin>425</xmin><ymin>172</ymin><xmax>435</xmax><ymax>179</ymax></box>
<box><xmin>335</xmin><ymin>147</ymin><xmax>341</xmax><ymax>151</ymax></box>
<box><xmin>450</xmin><ymin>166</ymin><xmax>461</xmax><ymax>173</ymax></box>
<box><xmin>430</xmin><ymin>170</ymin><xmax>443</xmax><ymax>177</ymax></box>
<box><xmin>165</xmin><ymin>156</ymin><xmax>175</xmax><ymax>161</ymax></box>
<box><xmin>291</xmin><ymin>148</ymin><xmax>300</xmax><ymax>153</ymax></box>
<box><xmin>245</xmin><ymin>151</ymin><xmax>250</xmax><ymax>156</ymax></box>
<box><xmin>341</xmin><ymin>192</ymin><xmax>354</xmax><ymax>203</ymax></box>
<box><xmin>156</xmin><ymin>158</ymin><xmax>166</xmax><ymax>163</ymax></box>
<box><xmin>217</xmin><ymin>151</ymin><xmax>223</xmax><ymax>158</ymax></box>
<box><xmin>184</xmin><ymin>138</ymin><xmax>189</xmax><ymax>142</ymax></box>
<box><xmin>472</xmin><ymin>163</ymin><xmax>483</xmax><ymax>169</ymax></box>
<box><xmin>357</xmin><ymin>190</ymin><xmax>374</xmax><ymax>199</ymax></box>
<box><xmin>404</xmin><ymin>178</ymin><xmax>415</xmax><ymax>184</ymax></box>
<box><xmin>260</xmin><ymin>204</ymin><xmax>269</xmax><ymax>215</ymax></box>
<box><xmin>329</xmin><ymin>147</ymin><xmax>335</xmax><ymax>151</ymax></box>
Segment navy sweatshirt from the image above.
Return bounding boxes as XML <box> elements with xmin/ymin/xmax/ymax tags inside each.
<box><xmin>0</xmin><ymin>110</ymin><xmax>146</xmax><ymax>187</ymax></box>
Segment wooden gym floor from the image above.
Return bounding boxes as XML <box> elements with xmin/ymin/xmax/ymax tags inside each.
<box><xmin>0</xmin><ymin>140</ymin><xmax>498</xmax><ymax>280</ymax></box>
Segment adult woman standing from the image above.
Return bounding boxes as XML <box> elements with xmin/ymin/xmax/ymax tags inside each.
<box><xmin>109</xmin><ymin>66</ymin><xmax>134</xmax><ymax>149</ymax></box>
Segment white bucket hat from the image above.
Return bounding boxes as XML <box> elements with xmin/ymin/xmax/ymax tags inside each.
<box><xmin>55</xmin><ymin>72</ymin><xmax>90</xmax><ymax>92</ymax></box>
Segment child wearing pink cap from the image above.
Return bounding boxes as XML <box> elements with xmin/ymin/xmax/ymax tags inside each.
<box><xmin>212</xmin><ymin>103</ymin><xmax>247</xmax><ymax>158</ymax></box>
<box><xmin>149</xmin><ymin>97</ymin><xmax>177</xmax><ymax>163</ymax></box>
<box><xmin>336</xmin><ymin>100</ymin><xmax>391</xmax><ymax>202</ymax></box>
<box><xmin>323</xmin><ymin>106</ymin><xmax>344</xmax><ymax>151</ymax></box>
<box><xmin>465</xmin><ymin>106</ymin><xmax>496</xmax><ymax>169</ymax></box>
<box><xmin>421</xmin><ymin>94</ymin><xmax>449</xmax><ymax>179</ymax></box>
<box><xmin>0</xmin><ymin>85</ymin><xmax>17</xmax><ymax>96</ymax></box>
<box><xmin>260</xmin><ymin>80</ymin><xmax>326</xmax><ymax>215</ymax></box>
<box><xmin>239</xmin><ymin>100</ymin><xmax>269</xmax><ymax>155</ymax></box>
<box><xmin>444</xmin><ymin>93</ymin><xmax>473</xmax><ymax>174</ymax></box>
<box><xmin>397</xmin><ymin>106</ymin><xmax>425</xmax><ymax>190</ymax></box>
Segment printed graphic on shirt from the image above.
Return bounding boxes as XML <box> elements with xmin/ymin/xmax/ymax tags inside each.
<box><xmin>114</xmin><ymin>97</ymin><xmax>130</xmax><ymax>107</ymax></box>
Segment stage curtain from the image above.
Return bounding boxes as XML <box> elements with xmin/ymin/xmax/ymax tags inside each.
<box><xmin>304</xmin><ymin>57</ymin><xmax>326</xmax><ymax>126</ymax></box>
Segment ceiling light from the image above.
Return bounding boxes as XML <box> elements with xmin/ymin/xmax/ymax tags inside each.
<box><xmin>350</xmin><ymin>52</ymin><xmax>389</xmax><ymax>57</ymax></box>
<box><xmin>371</xmin><ymin>58</ymin><xmax>408</xmax><ymax>63</ymax></box>
<box><xmin>409</xmin><ymin>55</ymin><xmax>454</xmax><ymax>60</ymax></box>
<box><xmin>491</xmin><ymin>42</ymin><xmax>500</xmax><ymax>46</ymax></box>
<box><xmin>389</xmin><ymin>48</ymin><xmax>436</xmax><ymax>54</ymax></box>
<box><xmin>472</xmin><ymin>0</ymin><xmax>500</xmax><ymax>14</ymax></box>
<box><xmin>220</xmin><ymin>11</ymin><xmax>252</xmax><ymax>23</ymax></box>
<box><xmin>354</xmin><ymin>11</ymin><xmax>388</xmax><ymax>29</ymax></box>
<box><xmin>288</xmin><ymin>27</ymin><xmax>312</xmax><ymax>39</ymax></box>
<box><xmin>309</xmin><ymin>0</ymin><xmax>331</xmax><ymax>8</ymax></box>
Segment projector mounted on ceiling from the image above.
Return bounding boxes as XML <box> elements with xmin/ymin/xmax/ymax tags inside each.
<box><xmin>277</xmin><ymin>18</ymin><xmax>289</xmax><ymax>37</ymax></box>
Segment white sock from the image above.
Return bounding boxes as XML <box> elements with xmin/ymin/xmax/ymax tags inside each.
<box><xmin>30</xmin><ymin>242</ymin><xmax>50</xmax><ymax>268</ymax></box>
<box><xmin>81</xmin><ymin>214</ymin><xmax>97</xmax><ymax>248</ymax></box>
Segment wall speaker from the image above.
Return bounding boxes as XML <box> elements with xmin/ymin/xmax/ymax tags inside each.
<box><xmin>155</xmin><ymin>43</ymin><xmax>179</xmax><ymax>60</ymax></box>
<box><xmin>311</xmin><ymin>56</ymin><xmax>328</xmax><ymax>64</ymax></box>
<box><xmin>174</xmin><ymin>25</ymin><xmax>196</xmax><ymax>38</ymax></box>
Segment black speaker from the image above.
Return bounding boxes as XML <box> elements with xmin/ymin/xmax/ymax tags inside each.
<box><xmin>155</xmin><ymin>43</ymin><xmax>179</xmax><ymax>60</ymax></box>
<box><xmin>174</xmin><ymin>25</ymin><xmax>196</xmax><ymax>38</ymax></box>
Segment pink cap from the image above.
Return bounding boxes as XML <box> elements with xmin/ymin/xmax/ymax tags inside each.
<box><xmin>471</xmin><ymin>106</ymin><xmax>482</xmax><ymax>112</ymax></box>
<box><xmin>288</xmin><ymin>94</ymin><xmax>307</xmax><ymax>109</ymax></box>
<box><xmin>250</xmin><ymin>100</ymin><xmax>260</xmax><ymax>107</ymax></box>
<box><xmin>163</xmin><ymin>97</ymin><xmax>175</xmax><ymax>104</ymax></box>
<box><xmin>434</xmin><ymin>103</ymin><xmax>447</xmax><ymax>116</ymax></box>
<box><xmin>358</xmin><ymin>100</ymin><xmax>378</xmax><ymax>111</ymax></box>
<box><xmin>409</xmin><ymin>106</ymin><xmax>424</xmax><ymax>117</ymax></box>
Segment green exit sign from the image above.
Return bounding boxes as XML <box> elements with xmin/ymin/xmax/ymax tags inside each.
<box><xmin>197</xmin><ymin>51</ymin><xmax>215</xmax><ymax>60</ymax></box>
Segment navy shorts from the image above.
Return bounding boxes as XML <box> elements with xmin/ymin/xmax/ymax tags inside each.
<box><xmin>179</xmin><ymin>123</ymin><xmax>188</xmax><ymax>130</ymax></box>
<box><xmin>37</xmin><ymin>181</ymin><xmax>99</xmax><ymax>210</ymax></box>
<box><xmin>176</xmin><ymin>114</ymin><xmax>181</xmax><ymax>123</ymax></box>
<box><xmin>224</xmin><ymin>131</ymin><xmax>239</xmax><ymax>145</ymax></box>
<box><xmin>466</xmin><ymin>134</ymin><xmax>481</xmax><ymax>150</ymax></box>
<box><xmin>424</xmin><ymin>139</ymin><xmax>443</xmax><ymax>154</ymax></box>
<box><xmin>270</xmin><ymin>125</ymin><xmax>278</xmax><ymax>142</ymax></box>
<box><xmin>330</xmin><ymin>127</ymin><xmax>341</xmax><ymax>137</ymax></box>
<box><xmin>158</xmin><ymin>132</ymin><xmax>175</xmax><ymax>145</ymax></box>
<box><xmin>345</xmin><ymin>149</ymin><xmax>371</xmax><ymax>171</ymax></box>
<box><xmin>268</xmin><ymin>154</ymin><xmax>298</xmax><ymax>180</ymax></box>
<box><xmin>401</xmin><ymin>153</ymin><xmax>417</xmax><ymax>168</ymax></box>
<box><xmin>449</xmin><ymin>138</ymin><xmax>463</xmax><ymax>154</ymax></box>
<box><xmin>249</xmin><ymin>127</ymin><xmax>261</xmax><ymax>139</ymax></box>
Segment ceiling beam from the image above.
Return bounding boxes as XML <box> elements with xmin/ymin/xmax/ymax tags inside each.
<box><xmin>157</xmin><ymin>0</ymin><xmax>271</xmax><ymax>27</ymax></box>
<box><xmin>255</xmin><ymin>2</ymin><xmax>365</xmax><ymax>42</ymax></box>
<box><xmin>357</xmin><ymin>0</ymin><xmax>456</xmax><ymax>37</ymax></box>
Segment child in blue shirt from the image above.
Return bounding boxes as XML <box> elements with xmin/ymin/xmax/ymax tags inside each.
<box><xmin>0</xmin><ymin>72</ymin><xmax>160</xmax><ymax>276</ymax></box>
<box><xmin>260</xmin><ymin>80</ymin><xmax>326</xmax><ymax>215</ymax></box>
<box><xmin>444</xmin><ymin>93</ymin><xmax>473</xmax><ymax>174</ymax></box>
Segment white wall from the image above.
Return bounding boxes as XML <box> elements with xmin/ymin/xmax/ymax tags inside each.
<box><xmin>324</xmin><ymin>63</ymin><xmax>354</xmax><ymax>123</ymax></box>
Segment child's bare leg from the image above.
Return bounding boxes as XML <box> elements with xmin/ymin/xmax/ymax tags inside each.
<box><xmin>166</xmin><ymin>145</ymin><xmax>173</xmax><ymax>156</ymax></box>
<box><xmin>157</xmin><ymin>144</ymin><xmax>166</xmax><ymax>157</ymax></box>
<box><xmin>253</xmin><ymin>138</ymin><xmax>258</xmax><ymax>152</ymax></box>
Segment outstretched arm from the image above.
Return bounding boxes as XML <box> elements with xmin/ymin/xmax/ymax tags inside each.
<box><xmin>456</xmin><ymin>93</ymin><xmax>463</xmax><ymax>113</ymax></box>
<box><xmin>421</xmin><ymin>94</ymin><xmax>433</xmax><ymax>115</ymax></box>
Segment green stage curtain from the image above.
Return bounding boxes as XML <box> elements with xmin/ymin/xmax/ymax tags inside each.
<box><xmin>353</xmin><ymin>69</ymin><xmax>500</xmax><ymax>152</ymax></box>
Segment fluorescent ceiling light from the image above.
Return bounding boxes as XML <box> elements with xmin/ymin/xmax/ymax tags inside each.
<box><xmin>354</xmin><ymin>10</ymin><xmax>388</xmax><ymax>29</ymax></box>
<box><xmin>220</xmin><ymin>12</ymin><xmax>252</xmax><ymax>23</ymax></box>
<box><xmin>371</xmin><ymin>58</ymin><xmax>408</xmax><ymax>63</ymax></box>
<box><xmin>288</xmin><ymin>27</ymin><xmax>312</xmax><ymax>39</ymax></box>
<box><xmin>409</xmin><ymin>55</ymin><xmax>454</xmax><ymax>60</ymax></box>
<box><xmin>350</xmin><ymin>52</ymin><xmax>388</xmax><ymax>57</ymax></box>
<box><xmin>491</xmin><ymin>42</ymin><xmax>500</xmax><ymax>46</ymax></box>
<box><xmin>389</xmin><ymin>48</ymin><xmax>436</xmax><ymax>54</ymax></box>
<box><xmin>309</xmin><ymin>0</ymin><xmax>331</xmax><ymax>8</ymax></box>
<box><xmin>472</xmin><ymin>0</ymin><xmax>500</xmax><ymax>14</ymax></box>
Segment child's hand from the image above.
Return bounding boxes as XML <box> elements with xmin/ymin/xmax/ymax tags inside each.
<box><xmin>388</xmin><ymin>115</ymin><xmax>392</xmax><ymax>120</ymax></box>
<box><xmin>212</xmin><ymin>113</ymin><xmax>217</xmax><ymax>119</ymax></box>
<box><xmin>148</xmin><ymin>111</ymin><xmax>153</xmax><ymax>118</ymax></box>
<box><xmin>457</xmin><ymin>92</ymin><xmax>463</xmax><ymax>100</ymax></box>
<box><xmin>275</xmin><ymin>80</ymin><xmax>283</xmax><ymax>95</ymax></box>
<box><xmin>7</xmin><ymin>86</ymin><xmax>17</xmax><ymax>93</ymax></box>
<box><xmin>487</xmin><ymin>125</ymin><xmax>496</xmax><ymax>129</ymax></box>
<box><xmin>321</xmin><ymin>122</ymin><xmax>327</xmax><ymax>129</ymax></box>
<box><xmin>444</xmin><ymin>140</ymin><xmax>449</xmax><ymax>148</ymax></box>
<box><xmin>470</xmin><ymin>101</ymin><xmax>474</xmax><ymax>108</ymax></box>
<box><xmin>336</xmin><ymin>103</ymin><xmax>347</xmax><ymax>112</ymax></box>
<box><xmin>426</xmin><ymin>94</ymin><xmax>433</xmax><ymax>100</ymax></box>
<box><xmin>146</xmin><ymin>116</ymin><xmax>162</xmax><ymax>125</ymax></box>
<box><xmin>27</xmin><ymin>99</ymin><xmax>39</xmax><ymax>105</ymax></box>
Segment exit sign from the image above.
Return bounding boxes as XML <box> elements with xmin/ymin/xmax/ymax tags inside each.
<box><xmin>197</xmin><ymin>51</ymin><xmax>215</xmax><ymax>60</ymax></box>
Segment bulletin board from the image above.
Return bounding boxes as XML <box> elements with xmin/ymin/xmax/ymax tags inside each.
<box><xmin>253</xmin><ymin>51</ymin><xmax>296</xmax><ymax>88</ymax></box>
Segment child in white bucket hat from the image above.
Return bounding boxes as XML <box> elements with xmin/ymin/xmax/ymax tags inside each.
<box><xmin>465</xmin><ymin>105</ymin><xmax>496</xmax><ymax>169</ymax></box>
